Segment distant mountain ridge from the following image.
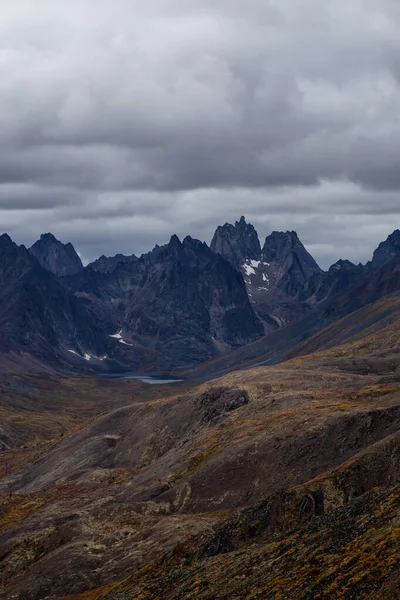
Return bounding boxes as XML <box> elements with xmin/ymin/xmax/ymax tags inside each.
<box><xmin>88</xmin><ymin>253</ymin><xmax>138</xmax><ymax>273</ymax></box>
<box><xmin>1</xmin><ymin>219</ymin><xmax>400</xmax><ymax>374</ymax></box>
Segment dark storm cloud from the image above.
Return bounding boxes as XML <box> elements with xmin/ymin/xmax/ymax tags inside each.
<box><xmin>1</xmin><ymin>0</ymin><xmax>400</xmax><ymax>266</ymax></box>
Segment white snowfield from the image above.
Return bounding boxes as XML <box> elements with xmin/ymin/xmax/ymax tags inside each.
<box><xmin>109</xmin><ymin>330</ymin><xmax>123</xmax><ymax>340</ymax></box>
<box><xmin>242</xmin><ymin>259</ymin><xmax>271</xmax><ymax>278</ymax></box>
<box><xmin>243</xmin><ymin>263</ymin><xmax>256</xmax><ymax>276</ymax></box>
<box><xmin>67</xmin><ymin>349</ymin><xmax>79</xmax><ymax>356</ymax></box>
<box><xmin>67</xmin><ymin>349</ymin><xmax>107</xmax><ymax>361</ymax></box>
<box><xmin>249</xmin><ymin>260</ymin><xmax>261</xmax><ymax>268</ymax></box>
<box><xmin>109</xmin><ymin>330</ymin><xmax>133</xmax><ymax>346</ymax></box>
<box><xmin>242</xmin><ymin>260</ymin><xmax>271</xmax><ymax>296</ymax></box>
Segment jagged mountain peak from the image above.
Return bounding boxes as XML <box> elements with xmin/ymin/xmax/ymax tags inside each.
<box><xmin>89</xmin><ymin>253</ymin><xmax>138</xmax><ymax>274</ymax></box>
<box><xmin>40</xmin><ymin>232</ymin><xmax>57</xmax><ymax>242</ymax></box>
<box><xmin>262</xmin><ymin>230</ymin><xmax>321</xmax><ymax>273</ymax></box>
<box><xmin>263</xmin><ymin>230</ymin><xmax>302</xmax><ymax>253</ymax></box>
<box><xmin>329</xmin><ymin>259</ymin><xmax>357</xmax><ymax>273</ymax></box>
<box><xmin>0</xmin><ymin>234</ymin><xmax>33</xmax><ymax>272</ymax></box>
<box><xmin>0</xmin><ymin>233</ymin><xmax>16</xmax><ymax>248</ymax></box>
<box><xmin>210</xmin><ymin>216</ymin><xmax>261</xmax><ymax>268</ymax></box>
<box><xmin>370</xmin><ymin>229</ymin><xmax>400</xmax><ymax>267</ymax></box>
<box><xmin>182</xmin><ymin>235</ymin><xmax>208</xmax><ymax>252</ymax></box>
<box><xmin>236</xmin><ymin>215</ymin><xmax>248</xmax><ymax>226</ymax></box>
<box><xmin>170</xmin><ymin>233</ymin><xmax>181</xmax><ymax>244</ymax></box>
<box><xmin>154</xmin><ymin>234</ymin><xmax>182</xmax><ymax>259</ymax></box>
<box><xmin>29</xmin><ymin>233</ymin><xmax>83</xmax><ymax>277</ymax></box>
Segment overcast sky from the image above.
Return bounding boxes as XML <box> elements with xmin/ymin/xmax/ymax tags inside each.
<box><xmin>2</xmin><ymin>0</ymin><xmax>400</xmax><ymax>268</ymax></box>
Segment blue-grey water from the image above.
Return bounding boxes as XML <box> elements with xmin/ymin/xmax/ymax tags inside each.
<box><xmin>103</xmin><ymin>373</ymin><xmax>183</xmax><ymax>385</ymax></box>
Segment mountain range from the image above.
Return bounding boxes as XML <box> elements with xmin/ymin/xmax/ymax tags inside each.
<box><xmin>0</xmin><ymin>219</ymin><xmax>399</xmax><ymax>375</ymax></box>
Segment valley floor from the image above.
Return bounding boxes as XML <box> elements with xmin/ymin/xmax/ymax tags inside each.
<box><xmin>2</xmin><ymin>328</ymin><xmax>400</xmax><ymax>599</ymax></box>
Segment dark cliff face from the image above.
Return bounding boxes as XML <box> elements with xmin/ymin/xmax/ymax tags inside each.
<box><xmin>261</xmin><ymin>231</ymin><xmax>322</xmax><ymax>297</ymax></box>
<box><xmin>126</xmin><ymin>235</ymin><xmax>264</xmax><ymax>347</ymax></box>
<box><xmin>306</xmin><ymin>259</ymin><xmax>362</xmax><ymax>304</ymax></box>
<box><xmin>64</xmin><ymin>234</ymin><xmax>264</xmax><ymax>368</ymax></box>
<box><xmin>210</xmin><ymin>216</ymin><xmax>262</xmax><ymax>268</ymax></box>
<box><xmin>370</xmin><ymin>230</ymin><xmax>400</xmax><ymax>267</ymax></box>
<box><xmin>210</xmin><ymin>220</ymin><xmax>325</xmax><ymax>330</ymax></box>
<box><xmin>29</xmin><ymin>233</ymin><xmax>83</xmax><ymax>277</ymax></box>
<box><xmin>88</xmin><ymin>253</ymin><xmax>138</xmax><ymax>273</ymax></box>
<box><xmin>0</xmin><ymin>235</ymin><xmax>105</xmax><ymax>364</ymax></box>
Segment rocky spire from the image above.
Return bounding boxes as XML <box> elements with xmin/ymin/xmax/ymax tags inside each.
<box><xmin>370</xmin><ymin>229</ymin><xmax>400</xmax><ymax>267</ymax></box>
<box><xmin>261</xmin><ymin>231</ymin><xmax>322</xmax><ymax>296</ymax></box>
<box><xmin>29</xmin><ymin>233</ymin><xmax>84</xmax><ymax>277</ymax></box>
<box><xmin>210</xmin><ymin>216</ymin><xmax>261</xmax><ymax>268</ymax></box>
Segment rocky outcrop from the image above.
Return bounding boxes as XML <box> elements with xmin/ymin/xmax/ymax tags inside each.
<box><xmin>306</xmin><ymin>258</ymin><xmax>362</xmax><ymax>304</ymax></box>
<box><xmin>65</xmin><ymin>234</ymin><xmax>264</xmax><ymax>369</ymax></box>
<box><xmin>0</xmin><ymin>234</ymin><xmax>105</xmax><ymax>365</ymax></box>
<box><xmin>211</xmin><ymin>220</ymin><xmax>324</xmax><ymax>330</ymax></box>
<box><xmin>329</xmin><ymin>258</ymin><xmax>358</xmax><ymax>272</ymax></box>
<box><xmin>210</xmin><ymin>216</ymin><xmax>262</xmax><ymax>269</ymax></box>
<box><xmin>88</xmin><ymin>253</ymin><xmax>138</xmax><ymax>273</ymax></box>
<box><xmin>370</xmin><ymin>229</ymin><xmax>400</xmax><ymax>267</ymax></box>
<box><xmin>261</xmin><ymin>230</ymin><xmax>322</xmax><ymax>296</ymax></box>
<box><xmin>29</xmin><ymin>233</ymin><xmax>83</xmax><ymax>277</ymax></box>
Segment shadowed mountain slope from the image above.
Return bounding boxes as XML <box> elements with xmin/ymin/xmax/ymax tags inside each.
<box><xmin>210</xmin><ymin>215</ymin><xmax>262</xmax><ymax>269</ymax></box>
<box><xmin>0</xmin><ymin>234</ymin><xmax>106</xmax><ymax>367</ymax></box>
<box><xmin>0</xmin><ymin>231</ymin><xmax>264</xmax><ymax>372</ymax></box>
<box><xmin>64</xmin><ymin>234</ymin><xmax>264</xmax><ymax>369</ymax></box>
<box><xmin>211</xmin><ymin>218</ymin><xmax>324</xmax><ymax>330</ymax></box>
<box><xmin>370</xmin><ymin>229</ymin><xmax>400</xmax><ymax>267</ymax></box>
<box><xmin>185</xmin><ymin>254</ymin><xmax>400</xmax><ymax>381</ymax></box>
<box><xmin>88</xmin><ymin>253</ymin><xmax>138</xmax><ymax>273</ymax></box>
<box><xmin>29</xmin><ymin>233</ymin><xmax>83</xmax><ymax>277</ymax></box>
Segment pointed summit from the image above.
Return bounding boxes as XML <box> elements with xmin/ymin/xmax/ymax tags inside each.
<box><xmin>261</xmin><ymin>231</ymin><xmax>322</xmax><ymax>296</ymax></box>
<box><xmin>262</xmin><ymin>231</ymin><xmax>319</xmax><ymax>267</ymax></box>
<box><xmin>370</xmin><ymin>229</ymin><xmax>400</xmax><ymax>267</ymax></box>
<box><xmin>29</xmin><ymin>233</ymin><xmax>83</xmax><ymax>277</ymax></box>
<box><xmin>0</xmin><ymin>233</ymin><xmax>16</xmax><ymax>248</ymax></box>
<box><xmin>210</xmin><ymin>216</ymin><xmax>261</xmax><ymax>268</ymax></box>
<box><xmin>329</xmin><ymin>259</ymin><xmax>357</xmax><ymax>273</ymax></box>
<box><xmin>40</xmin><ymin>232</ymin><xmax>57</xmax><ymax>242</ymax></box>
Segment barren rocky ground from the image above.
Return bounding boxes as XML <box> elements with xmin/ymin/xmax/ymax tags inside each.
<box><xmin>1</xmin><ymin>322</ymin><xmax>400</xmax><ymax>598</ymax></box>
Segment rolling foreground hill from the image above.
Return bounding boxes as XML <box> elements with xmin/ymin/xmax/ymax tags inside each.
<box><xmin>2</xmin><ymin>319</ymin><xmax>400</xmax><ymax>598</ymax></box>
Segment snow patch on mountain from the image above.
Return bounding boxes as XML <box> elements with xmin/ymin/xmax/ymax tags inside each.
<box><xmin>243</xmin><ymin>263</ymin><xmax>257</xmax><ymax>276</ymax></box>
<box><xmin>109</xmin><ymin>329</ymin><xmax>133</xmax><ymax>346</ymax></box>
<box><xmin>109</xmin><ymin>330</ymin><xmax>123</xmax><ymax>340</ymax></box>
<box><xmin>68</xmin><ymin>349</ymin><xmax>107</xmax><ymax>361</ymax></box>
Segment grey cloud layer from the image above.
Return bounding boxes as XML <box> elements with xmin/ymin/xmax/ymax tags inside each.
<box><xmin>1</xmin><ymin>0</ymin><xmax>400</xmax><ymax>266</ymax></box>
